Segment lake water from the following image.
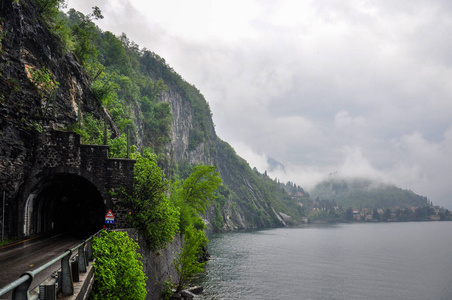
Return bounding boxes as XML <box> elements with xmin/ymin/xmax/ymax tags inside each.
<box><xmin>194</xmin><ymin>222</ymin><xmax>452</xmax><ymax>300</ymax></box>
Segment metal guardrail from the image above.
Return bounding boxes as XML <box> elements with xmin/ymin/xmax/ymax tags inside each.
<box><xmin>0</xmin><ymin>229</ymin><xmax>103</xmax><ymax>300</ymax></box>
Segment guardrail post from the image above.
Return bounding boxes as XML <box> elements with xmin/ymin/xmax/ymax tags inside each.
<box><xmin>60</xmin><ymin>250</ymin><xmax>73</xmax><ymax>296</ymax></box>
<box><xmin>71</xmin><ymin>261</ymin><xmax>79</xmax><ymax>282</ymax></box>
<box><xmin>78</xmin><ymin>243</ymin><xmax>87</xmax><ymax>273</ymax></box>
<box><xmin>39</xmin><ymin>284</ymin><xmax>56</xmax><ymax>300</ymax></box>
<box><xmin>86</xmin><ymin>239</ymin><xmax>93</xmax><ymax>261</ymax></box>
<box><xmin>12</xmin><ymin>272</ymin><xmax>33</xmax><ymax>300</ymax></box>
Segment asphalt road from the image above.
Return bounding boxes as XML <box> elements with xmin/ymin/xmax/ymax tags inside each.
<box><xmin>0</xmin><ymin>233</ymin><xmax>90</xmax><ymax>298</ymax></box>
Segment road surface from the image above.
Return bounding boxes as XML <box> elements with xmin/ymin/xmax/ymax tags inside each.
<box><xmin>0</xmin><ymin>233</ymin><xmax>91</xmax><ymax>298</ymax></box>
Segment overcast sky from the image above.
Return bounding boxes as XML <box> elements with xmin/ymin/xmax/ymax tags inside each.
<box><xmin>67</xmin><ymin>0</ymin><xmax>452</xmax><ymax>208</ymax></box>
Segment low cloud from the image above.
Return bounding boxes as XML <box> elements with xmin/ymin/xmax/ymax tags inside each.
<box><xmin>385</xmin><ymin>129</ymin><xmax>452</xmax><ymax>206</ymax></box>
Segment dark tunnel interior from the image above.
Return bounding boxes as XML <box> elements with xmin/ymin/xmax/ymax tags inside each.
<box><xmin>26</xmin><ymin>173</ymin><xmax>106</xmax><ymax>236</ymax></box>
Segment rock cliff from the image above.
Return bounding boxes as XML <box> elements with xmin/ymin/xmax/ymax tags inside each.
<box><xmin>0</xmin><ymin>0</ymin><xmax>302</xmax><ymax>235</ymax></box>
<box><xmin>149</xmin><ymin>81</ymin><xmax>286</xmax><ymax>230</ymax></box>
<box><xmin>0</xmin><ymin>0</ymin><xmax>109</xmax><ymax>231</ymax></box>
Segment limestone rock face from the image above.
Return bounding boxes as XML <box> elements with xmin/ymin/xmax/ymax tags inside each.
<box><xmin>0</xmin><ymin>0</ymin><xmax>104</xmax><ymax>127</ymax></box>
<box><xmin>155</xmin><ymin>87</ymin><xmax>213</xmax><ymax>166</ymax></box>
<box><xmin>155</xmin><ymin>85</ymin><xmax>282</xmax><ymax>231</ymax></box>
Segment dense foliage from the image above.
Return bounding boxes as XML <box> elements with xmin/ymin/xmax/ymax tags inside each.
<box><xmin>91</xmin><ymin>230</ymin><xmax>147</xmax><ymax>300</ymax></box>
<box><xmin>168</xmin><ymin>165</ymin><xmax>221</xmax><ymax>292</ymax></box>
<box><xmin>120</xmin><ymin>150</ymin><xmax>221</xmax><ymax>290</ymax></box>
<box><xmin>36</xmin><ymin>4</ymin><xmax>175</xmax><ymax>158</ymax></box>
<box><xmin>171</xmin><ymin>165</ymin><xmax>222</xmax><ymax>233</ymax></box>
<box><xmin>125</xmin><ymin>150</ymin><xmax>179</xmax><ymax>251</ymax></box>
<box><xmin>123</xmin><ymin>155</ymin><xmax>219</xmax><ymax>293</ymax></box>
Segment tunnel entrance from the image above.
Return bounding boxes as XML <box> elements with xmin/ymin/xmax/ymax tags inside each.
<box><xmin>24</xmin><ymin>173</ymin><xmax>106</xmax><ymax>236</ymax></box>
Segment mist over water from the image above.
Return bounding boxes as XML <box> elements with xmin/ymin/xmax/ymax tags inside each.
<box><xmin>194</xmin><ymin>222</ymin><xmax>452</xmax><ymax>300</ymax></box>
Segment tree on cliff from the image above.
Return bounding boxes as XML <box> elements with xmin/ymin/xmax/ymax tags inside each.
<box><xmin>34</xmin><ymin>0</ymin><xmax>65</xmax><ymax>18</ymax></box>
<box><xmin>169</xmin><ymin>165</ymin><xmax>221</xmax><ymax>293</ymax></box>
<box><xmin>174</xmin><ymin>225</ymin><xmax>208</xmax><ymax>293</ymax></box>
<box><xmin>171</xmin><ymin>165</ymin><xmax>222</xmax><ymax>233</ymax></box>
<box><xmin>125</xmin><ymin>149</ymin><xmax>179</xmax><ymax>251</ymax></box>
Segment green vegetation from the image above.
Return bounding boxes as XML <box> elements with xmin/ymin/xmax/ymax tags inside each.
<box><xmin>125</xmin><ymin>150</ymin><xmax>179</xmax><ymax>251</ymax></box>
<box><xmin>28</xmin><ymin>66</ymin><xmax>59</xmax><ymax>115</ymax></box>
<box><xmin>171</xmin><ymin>165</ymin><xmax>222</xmax><ymax>233</ymax></box>
<box><xmin>123</xmin><ymin>155</ymin><xmax>220</xmax><ymax>294</ymax></box>
<box><xmin>34</xmin><ymin>0</ymin><xmax>66</xmax><ymax>23</ymax></box>
<box><xmin>174</xmin><ymin>225</ymin><xmax>208</xmax><ymax>292</ymax></box>
<box><xmin>168</xmin><ymin>165</ymin><xmax>222</xmax><ymax>292</ymax></box>
<box><xmin>91</xmin><ymin>230</ymin><xmax>147</xmax><ymax>300</ymax></box>
<box><xmin>35</xmin><ymin>0</ymin><xmax>73</xmax><ymax>52</ymax></box>
<box><xmin>18</xmin><ymin>2</ymin><xmax>452</xmax><ymax>297</ymax></box>
<box><xmin>122</xmin><ymin>149</ymin><xmax>220</xmax><ymax>293</ymax></box>
<box><xmin>67</xmin><ymin>7</ymin><xmax>103</xmax><ymax>64</ymax></box>
<box><xmin>287</xmin><ymin>177</ymin><xmax>452</xmax><ymax>223</ymax></box>
<box><xmin>73</xmin><ymin>112</ymin><xmax>136</xmax><ymax>158</ymax></box>
<box><xmin>0</xmin><ymin>18</ymin><xmax>7</xmax><ymax>53</ymax></box>
<box><xmin>33</xmin><ymin>1</ymin><xmax>174</xmax><ymax>158</ymax></box>
<box><xmin>73</xmin><ymin>113</ymin><xmax>105</xmax><ymax>144</ymax></box>
<box><xmin>161</xmin><ymin>277</ymin><xmax>174</xmax><ymax>300</ymax></box>
<box><xmin>215</xmin><ymin>140</ymin><xmax>309</xmax><ymax>227</ymax></box>
<box><xmin>139</xmin><ymin>50</ymin><xmax>215</xmax><ymax>151</ymax></box>
<box><xmin>0</xmin><ymin>238</ymin><xmax>17</xmax><ymax>247</ymax></box>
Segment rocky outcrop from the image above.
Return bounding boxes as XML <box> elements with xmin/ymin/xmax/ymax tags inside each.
<box><xmin>0</xmin><ymin>0</ymin><xmax>112</xmax><ymax>236</ymax></box>
<box><xmin>124</xmin><ymin>229</ymin><xmax>184</xmax><ymax>300</ymax></box>
<box><xmin>159</xmin><ymin>87</ymin><xmax>214</xmax><ymax>166</ymax></box>
<box><xmin>150</xmin><ymin>80</ymin><xmax>284</xmax><ymax>231</ymax></box>
<box><xmin>0</xmin><ymin>0</ymin><xmax>104</xmax><ymax>126</ymax></box>
<box><xmin>155</xmin><ymin>85</ymin><xmax>283</xmax><ymax>231</ymax></box>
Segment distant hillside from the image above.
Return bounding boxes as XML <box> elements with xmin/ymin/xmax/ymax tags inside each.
<box><xmin>309</xmin><ymin>177</ymin><xmax>429</xmax><ymax>209</ymax></box>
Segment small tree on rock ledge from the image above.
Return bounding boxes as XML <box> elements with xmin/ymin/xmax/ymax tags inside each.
<box><xmin>174</xmin><ymin>225</ymin><xmax>208</xmax><ymax>293</ymax></box>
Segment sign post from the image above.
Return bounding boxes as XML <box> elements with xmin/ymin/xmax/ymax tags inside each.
<box><xmin>105</xmin><ymin>209</ymin><xmax>115</xmax><ymax>225</ymax></box>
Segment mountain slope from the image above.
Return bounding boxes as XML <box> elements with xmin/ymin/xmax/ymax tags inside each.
<box><xmin>0</xmin><ymin>0</ymin><xmax>305</xmax><ymax>232</ymax></box>
<box><xmin>309</xmin><ymin>177</ymin><xmax>429</xmax><ymax>209</ymax></box>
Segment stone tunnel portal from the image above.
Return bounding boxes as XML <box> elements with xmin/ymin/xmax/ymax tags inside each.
<box><xmin>23</xmin><ymin>173</ymin><xmax>106</xmax><ymax>236</ymax></box>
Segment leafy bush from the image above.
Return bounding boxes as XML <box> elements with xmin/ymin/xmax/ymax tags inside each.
<box><xmin>161</xmin><ymin>277</ymin><xmax>174</xmax><ymax>300</ymax></box>
<box><xmin>91</xmin><ymin>230</ymin><xmax>147</xmax><ymax>300</ymax></box>
<box><xmin>73</xmin><ymin>113</ymin><xmax>105</xmax><ymax>144</ymax></box>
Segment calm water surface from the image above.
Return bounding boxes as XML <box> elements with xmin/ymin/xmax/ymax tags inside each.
<box><xmin>194</xmin><ymin>222</ymin><xmax>452</xmax><ymax>299</ymax></box>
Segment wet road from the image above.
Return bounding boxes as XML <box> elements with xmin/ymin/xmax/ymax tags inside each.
<box><xmin>0</xmin><ymin>233</ymin><xmax>90</xmax><ymax>298</ymax></box>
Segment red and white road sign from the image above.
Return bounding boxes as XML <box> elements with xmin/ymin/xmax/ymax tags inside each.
<box><xmin>105</xmin><ymin>209</ymin><xmax>115</xmax><ymax>224</ymax></box>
